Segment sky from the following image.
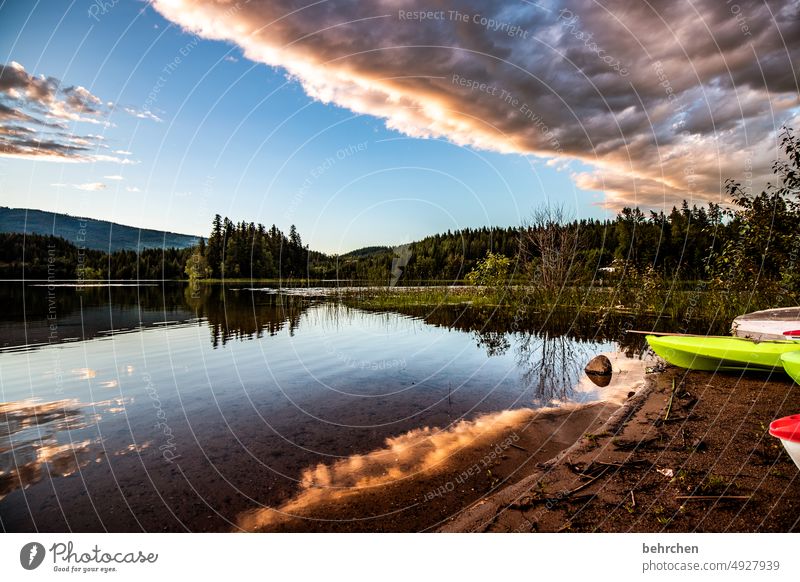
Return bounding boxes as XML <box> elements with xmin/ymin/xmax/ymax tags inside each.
<box><xmin>0</xmin><ymin>0</ymin><xmax>798</xmax><ymax>254</ymax></box>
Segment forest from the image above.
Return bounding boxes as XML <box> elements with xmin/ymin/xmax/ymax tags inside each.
<box><xmin>0</xmin><ymin>201</ymin><xmax>771</xmax><ymax>284</ymax></box>
<box><xmin>1</xmin><ymin>128</ymin><xmax>797</xmax><ymax>293</ymax></box>
<box><xmin>0</xmin><ymin>206</ymin><xmax>723</xmax><ymax>283</ymax></box>
<box><xmin>0</xmin><ymin>233</ymin><xmax>192</xmax><ymax>280</ymax></box>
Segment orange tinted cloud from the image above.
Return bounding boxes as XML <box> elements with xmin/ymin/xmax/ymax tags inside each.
<box><xmin>152</xmin><ymin>0</ymin><xmax>800</xmax><ymax>208</ymax></box>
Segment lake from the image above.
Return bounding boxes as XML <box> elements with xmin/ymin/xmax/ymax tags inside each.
<box><xmin>0</xmin><ymin>282</ymin><xmax>648</xmax><ymax>531</ymax></box>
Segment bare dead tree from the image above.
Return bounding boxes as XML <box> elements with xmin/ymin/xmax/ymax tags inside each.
<box><xmin>519</xmin><ymin>204</ymin><xmax>583</xmax><ymax>292</ymax></box>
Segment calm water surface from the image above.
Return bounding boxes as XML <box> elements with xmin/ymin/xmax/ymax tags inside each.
<box><xmin>0</xmin><ymin>283</ymin><xmax>641</xmax><ymax>531</ymax></box>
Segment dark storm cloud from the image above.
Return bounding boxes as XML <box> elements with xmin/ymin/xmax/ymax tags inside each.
<box><xmin>152</xmin><ymin>0</ymin><xmax>799</xmax><ymax>207</ymax></box>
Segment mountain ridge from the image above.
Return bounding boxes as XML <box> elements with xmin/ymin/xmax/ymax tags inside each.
<box><xmin>0</xmin><ymin>207</ymin><xmax>200</xmax><ymax>252</ymax></box>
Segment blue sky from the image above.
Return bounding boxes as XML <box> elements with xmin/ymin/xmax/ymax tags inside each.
<box><xmin>0</xmin><ymin>1</ymin><xmax>607</xmax><ymax>253</ymax></box>
<box><xmin>2</xmin><ymin>1</ymin><xmax>796</xmax><ymax>253</ymax></box>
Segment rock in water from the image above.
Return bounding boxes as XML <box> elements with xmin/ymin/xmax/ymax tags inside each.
<box><xmin>588</xmin><ymin>373</ymin><xmax>612</xmax><ymax>387</ymax></box>
<box><xmin>585</xmin><ymin>355</ymin><xmax>612</xmax><ymax>376</ymax></box>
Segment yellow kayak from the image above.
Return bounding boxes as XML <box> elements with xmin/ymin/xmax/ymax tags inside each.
<box><xmin>646</xmin><ymin>335</ymin><xmax>800</xmax><ymax>372</ymax></box>
<box><xmin>782</xmin><ymin>351</ymin><xmax>800</xmax><ymax>384</ymax></box>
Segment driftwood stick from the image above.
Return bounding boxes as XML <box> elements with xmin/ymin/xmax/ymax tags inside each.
<box><xmin>595</xmin><ymin>459</ymin><xmax>650</xmax><ymax>469</ymax></box>
<box><xmin>510</xmin><ymin>468</ymin><xmax>610</xmax><ymax>510</ymax></box>
<box><xmin>664</xmin><ymin>379</ymin><xmax>677</xmax><ymax>421</ymax></box>
<box><xmin>565</xmin><ymin>467</ymin><xmax>610</xmax><ymax>496</ymax></box>
<box><xmin>675</xmin><ymin>495</ymin><xmax>751</xmax><ymax>501</ymax></box>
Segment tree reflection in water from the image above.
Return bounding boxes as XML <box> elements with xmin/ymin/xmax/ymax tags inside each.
<box><xmin>516</xmin><ymin>332</ymin><xmax>586</xmax><ymax>404</ymax></box>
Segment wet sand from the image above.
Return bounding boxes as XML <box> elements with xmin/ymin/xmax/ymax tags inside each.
<box><xmin>442</xmin><ymin>367</ymin><xmax>800</xmax><ymax>532</ymax></box>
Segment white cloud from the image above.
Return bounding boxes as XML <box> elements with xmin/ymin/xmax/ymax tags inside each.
<box><xmin>122</xmin><ymin>106</ymin><xmax>163</xmax><ymax>123</ymax></box>
<box><xmin>93</xmin><ymin>154</ymin><xmax>139</xmax><ymax>165</ymax></box>
<box><xmin>74</xmin><ymin>182</ymin><xmax>106</xmax><ymax>191</ymax></box>
<box><xmin>0</xmin><ymin>62</ymin><xmax>117</xmax><ymax>161</ymax></box>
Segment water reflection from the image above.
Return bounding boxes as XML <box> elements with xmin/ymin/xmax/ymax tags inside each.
<box><xmin>586</xmin><ymin>371</ymin><xmax>612</xmax><ymax>388</ymax></box>
<box><xmin>1</xmin><ymin>282</ymin><xmax>659</xmax><ymax>531</ymax></box>
<box><xmin>516</xmin><ymin>333</ymin><xmax>587</xmax><ymax>404</ymax></box>
<box><xmin>0</xmin><ymin>398</ymin><xmax>130</xmax><ymax>501</ymax></box>
<box><xmin>474</xmin><ymin>330</ymin><xmax>511</xmax><ymax>357</ymax></box>
<box><xmin>0</xmin><ymin>283</ymin><xmax>317</xmax><ymax>351</ymax></box>
<box><xmin>1</xmin><ymin>282</ymin><xmax>668</xmax><ymax>353</ymax></box>
<box><xmin>191</xmin><ymin>287</ymin><xmax>309</xmax><ymax>348</ymax></box>
<box><xmin>236</xmin><ymin>407</ymin><xmax>537</xmax><ymax>531</ymax></box>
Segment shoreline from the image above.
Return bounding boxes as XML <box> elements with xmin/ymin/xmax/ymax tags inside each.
<box><xmin>236</xmin><ymin>402</ymin><xmax>620</xmax><ymax>532</ymax></box>
<box><xmin>237</xmin><ymin>353</ymin><xmax>650</xmax><ymax>532</ymax></box>
<box><xmin>243</xmin><ymin>360</ymin><xmax>800</xmax><ymax>533</ymax></box>
<box><xmin>441</xmin><ymin>366</ymin><xmax>800</xmax><ymax>533</ymax></box>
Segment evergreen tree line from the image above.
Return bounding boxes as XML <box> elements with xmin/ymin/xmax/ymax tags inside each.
<box><xmin>1</xmin><ymin>127</ymin><xmax>797</xmax><ymax>287</ymax></box>
<box><xmin>0</xmin><ymin>200</ymin><xmax>794</xmax><ymax>285</ymax></box>
<box><xmin>193</xmin><ymin>215</ymin><xmax>315</xmax><ymax>279</ymax></box>
<box><xmin>330</xmin><ymin>204</ymin><xmax>729</xmax><ymax>284</ymax></box>
<box><xmin>329</xmin><ymin>227</ymin><xmax>521</xmax><ymax>282</ymax></box>
<box><xmin>0</xmin><ymin>233</ymin><xmax>192</xmax><ymax>280</ymax></box>
<box><xmin>0</xmin><ymin>202</ymin><xmax>778</xmax><ymax>284</ymax></box>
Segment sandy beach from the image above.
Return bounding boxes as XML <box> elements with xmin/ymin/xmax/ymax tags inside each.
<box><xmin>442</xmin><ymin>366</ymin><xmax>800</xmax><ymax>533</ymax></box>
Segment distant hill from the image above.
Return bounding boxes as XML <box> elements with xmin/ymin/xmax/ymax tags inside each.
<box><xmin>0</xmin><ymin>207</ymin><xmax>200</xmax><ymax>252</ymax></box>
<box><xmin>340</xmin><ymin>245</ymin><xmax>392</xmax><ymax>259</ymax></box>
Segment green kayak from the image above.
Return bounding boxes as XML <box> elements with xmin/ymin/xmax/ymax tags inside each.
<box><xmin>782</xmin><ymin>351</ymin><xmax>800</xmax><ymax>384</ymax></box>
<box><xmin>646</xmin><ymin>335</ymin><xmax>800</xmax><ymax>372</ymax></box>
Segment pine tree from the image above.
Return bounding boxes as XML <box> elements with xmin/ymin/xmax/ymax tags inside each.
<box><xmin>207</xmin><ymin>214</ymin><xmax>223</xmax><ymax>278</ymax></box>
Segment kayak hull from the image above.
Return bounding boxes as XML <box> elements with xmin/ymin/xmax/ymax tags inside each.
<box><xmin>646</xmin><ymin>335</ymin><xmax>800</xmax><ymax>372</ymax></box>
<box><xmin>769</xmin><ymin>415</ymin><xmax>800</xmax><ymax>470</ymax></box>
<box><xmin>782</xmin><ymin>352</ymin><xmax>800</xmax><ymax>385</ymax></box>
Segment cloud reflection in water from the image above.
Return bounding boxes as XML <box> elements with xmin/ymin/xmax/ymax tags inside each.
<box><xmin>236</xmin><ymin>408</ymin><xmax>540</xmax><ymax>531</ymax></box>
<box><xmin>0</xmin><ymin>398</ymin><xmax>132</xmax><ymax>500</ymax></box>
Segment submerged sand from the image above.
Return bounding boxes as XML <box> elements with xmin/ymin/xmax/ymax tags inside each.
<box><xmin>236</xmin><ymin>402</ymin><xmax>618</xmax><ymax>532</ymax></box>
<box><xmin>235</xmin><ymin>352</ymin><xmax>647</xmax><ymax>532</ymax></box>
<box><xmin>237</xmin><ymin>353</ymin><xmax>800</xmax><ymax>533</ymax></box>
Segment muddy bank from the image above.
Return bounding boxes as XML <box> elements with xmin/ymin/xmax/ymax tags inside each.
<box><xmin>442</xmin><ymin>367</ymin><xmax>800</xmax><ymax>532</ymax></box>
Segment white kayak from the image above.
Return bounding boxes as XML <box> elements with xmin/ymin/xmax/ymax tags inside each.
<box><xmin>731</xmin><ymin>307</ymin><xmax>800</xmax><ymax>341</ymax></box>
